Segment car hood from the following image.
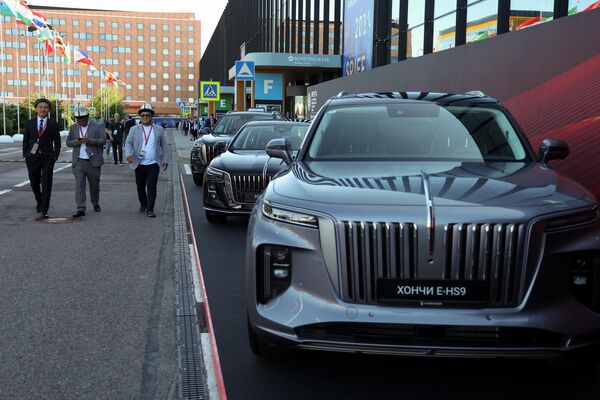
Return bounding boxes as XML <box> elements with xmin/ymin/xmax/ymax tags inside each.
<box><xmin>270</xmin><ymin>161</ymin><xmax>592</xmax><ymax>208</ymax></box>
<box><xmin>195</xmin><ymin>133</ymin><xmax>234</xmax><ymax>146</ymax></box>
<box><xmin>210</xmin><ymin>150</ymin><xmax>290</xmax><ymax>174</ymax></box>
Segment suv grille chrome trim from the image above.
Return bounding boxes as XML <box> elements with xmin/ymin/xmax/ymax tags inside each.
<box><xmin>205</xmin><ymin>144</ymin><xmax>224</xmax><ymax>165</ymax></box>
<box><xmin>231</xmin><ymin>175</ymin><xmax>272</xmax><ymax>203</ymax></box>
<box><xmin>339</xmin><ymin>221</ymin><xmax>525</xmax><ymax>307</ymax></box>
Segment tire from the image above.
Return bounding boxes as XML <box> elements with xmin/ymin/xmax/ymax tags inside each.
<box><xmin>193</xmin><ymin>174</ymin><xmax>203</xmax><ymax>186</ymax></box>
<box><xmin>205</xmin><ymin>211</ymin><xmax>227</xmax><ymax>223</ymax></box>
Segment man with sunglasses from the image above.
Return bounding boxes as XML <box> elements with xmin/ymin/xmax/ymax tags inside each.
<box><xmin>66</xmin><ymin>104</ymin><xmax>107</xmax><ymax>218</ymax></box>
<box><xmin>22</xmin><ymin>98</ymin><xmax>62</xmax><ymax>218</ymax></box>
<box><xmin>125</xmin><ymin>103</ymin><xmax>170</xmax><ymax>218</ymax></box>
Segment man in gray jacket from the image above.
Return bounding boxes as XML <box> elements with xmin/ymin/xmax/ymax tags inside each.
<box><xmin>66</xmin><ymin>104</ymin><xmax>106</xmax><ymax>218</ymax></box>
<box><xmin>125</xmin><ymin>102</ymin><xmax>170</xmax><ymax>218</ymax></box>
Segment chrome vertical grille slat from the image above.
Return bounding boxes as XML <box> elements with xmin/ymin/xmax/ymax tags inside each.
<box><xmin>339</xmin><ymin>221</ymin><xmax>524</xmax><ymax>307</ymax></box>
<box><xmin>230</xmin><ymin>174</ymin><xmax>272</xmax><ymax>203</ymax></box>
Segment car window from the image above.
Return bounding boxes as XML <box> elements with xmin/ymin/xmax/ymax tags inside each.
<box><xmin>212</xmin><ymin>114</ymin><xmax>274</xmax><ymax>135</ymax></box>
<box><xmin>231</xmin><ymin>124</ymin><xmax>309</xmax><ymax>150</ymax></box>
<box><xmin>306</xmin><ymin>103</ymin><xmax>529</xmax><ymax>161</ymax></box>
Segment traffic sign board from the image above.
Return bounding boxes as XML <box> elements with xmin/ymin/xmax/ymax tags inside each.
<box><xmin>88</xmin><ymin>107</ymin><xmax>96</xmax><ymax>114</ymax></box>
<box><xmin>178</xmin><ymin>101</ymin><xmax>186</xmax><ymax>109</ymax></box>
<box><xmin>69</xmin><ymin>105</ymin><xmax>76</xmax><ymax>113</ymax></box>
<box><xmin>200</xmin><ymin>81</ymin><xmax>220</xmax><ymax>101</ymax></box>
<box><xmin>235</xmin><ymin>60</ymin><xmax>255</xmax><ymax>81</ymax></box>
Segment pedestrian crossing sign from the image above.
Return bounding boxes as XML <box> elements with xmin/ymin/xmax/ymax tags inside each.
<box><xmin>200</xmin><ymin>81</ymin><xmax>220</xmax><ymax>101</ymax></box>
<box><xmin>89</xmin><ymin>107</ymin><xmax>96</xmax><ymax>114</ymax></box>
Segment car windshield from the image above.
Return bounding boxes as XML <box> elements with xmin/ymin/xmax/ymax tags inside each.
<box><xmin>231</xmin><ymin>124</ymin><xmax>308</xmax><ymax>150</ymax></box>
<box><xmin>212</xmin><ymin>114</ymin><xmax>275</xmax><ymax>135</ymax></box>
<box><xmin>306</xmin><ymin>102</ymin><xmax>530</xmax><ymax>162</ymax></box>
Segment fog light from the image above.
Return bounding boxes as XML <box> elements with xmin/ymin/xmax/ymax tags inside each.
<box><xmin>207</xmin><ymin>183</ymin><xmax>217</xmax><ymax>193</ymax></box>
<box><xmin>273</xmin><ymin>268</ymin><xmax>289</xmax><ymax>279</ymax></box>
<box><xmin>257</xmin><ymin>245</ymin><xmax>293</xmax><ymax>304</ymax></box>
<box><xmin>573</xmin><ymin>275</ymin><xmax>588</xmax><ymax>286</ymax></box>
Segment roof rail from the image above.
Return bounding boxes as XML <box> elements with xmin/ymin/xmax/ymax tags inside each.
<box><xmin>336</xmin><ymin>91</ymin><xmax>350</xmax><ymax>98</ymax></box>
<box><xmin>464</xmin><ymin>90</ymin><xmax>487</xmax><ymax>97</ymax></box>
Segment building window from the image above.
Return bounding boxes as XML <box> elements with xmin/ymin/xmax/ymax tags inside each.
<box><xmin>99</xmin><ymin>21</ymin><xmax>105</xmax><ymax>28</ymax></box>
<box><xmin>86</xmin><ymin>21</ymin><xmax>92</xmax><ymax>27</ymax></box>
<box><xmin>126</xmin><ymin>96</ymin><xmax>132</xmax><ymax>101</ymax></box>
<box><xmin>467</xmin><ymin>0</ymin><xmax>499</xmax><ymax>43</ymax></box>
<box><xmin>163</xmin><ymin>97</ymin><xmax>169</xmax><ymax>102</ymax></box>
<box><xmin>162</xmin><ymin>49</ymin><xmax>169</xmax><ymax>55</ymax></box>
<box><xmin>188</xmin><ymin>86</ymin><xmax>194</xmax><ymax>92</ymax></box>
<box><xmin>162</xmin><ymin>37</ymin><xmax>169</xmax><ymax>43</ymax></box>
<box><xmin>137</xmin><ymin>23</ymin><xmax>143</xmax><ymax>29</ymax></box>
<box><xmin>138</xmin><ymin>72</ymin><xmax>144</xmax><ymax>78</ymax></box>
<box><xmin>112</xmin><ymin>22</ymin><xmax>118</xmax><ymax>28</ymax></box>
<box><xmin>163</xmin><ymin>73</ymin><xmax>170</xmax><ymax>78</ymax></box>
<box><xmin>188</xmin><ymin>74</ymin><xmax>194</xmax><ymax>79</ymax></box>
<box><xmin>138</xmin><ymin>48</ymin><xmax>144</xmax><ymax>54</ymax></box>
<box><xmin>150</xmin><ymin>72</ymin><xmax>157</xmax><ymax>78</ymax></box>
<box><xmin>125</xmin><ymin>22</ymin><xmax>131</xmax><ymax>29</ymax></box>
<box><xmin>125</xmin><ymin>84</ymin><xmax>132</xmax><ymax>89</ymax></box>
<box><xmin>150</xmin><ymin>60</ymin><xmax>157</xmax><ymax>66</ymax></box>
<box><xmin>138</xmin><ymin>60</ymin><xmax>144</xmax><ymax>66</ymax></box>
<box><xmin>72</xmin><ymin>19</ymin><xmax>79</xmax><ymax>26</ymax></box>
<box><xmin>188</xmin><ymin>62</ymin><xmax>194</xmax><ymax>67</ymax></box>
<box><xmin>151</xmin><ymin>84</ymin><xmax>157</xmax><ymax>90</ymax></box>
<box><xmin>175</xmin><ymin>37</ymin><xmax>181</xmax><ymax>43</ymax></box>
<box><xmin>175</xmin><ymin>49</ymin><xmax>181</xmax><ymax>55</ymax></box>
<box><xmin>163</xmin><ymin>85</ymin><xmax>169</xmax><ymax>91</ymax></box>
<box><xmin>433</xmin><ymin>1</ymin><xmax>456</xmax><ymax>52</ymax></box>
<box><xmin>138</xmin><ymin>84</ymin><xmax>145</xmax><ymax>90</ymax></box>
<box><xmin>162</xmin><ymin>24</ymin><xmax>169</xmax><ymax>31</ymax></box>
<box><xmin>188</xmin><ymin>25</ymin><xmax>194</xmax><ymax>31</ymax></box>
<box><xmin>175</xmin><ymin>25</ymin><xmax>181</xmax><ymax>31</ymax></box>
<box><xmin>188</xmin><ymin>49</ymin><xmax>194</xmax><ymax>56</ymax></box>
<box><xmin>175</xmin><ymin>73</ymin><xmax>181</xmax><ymax>79</ymax></box>
<box><xmin>163</xmin><ymin>61</ymin><xmax>169</xmax><ymax>67</ymax></box>
<box><xmin>188</xmin><ymin>98</ymin><xmax>194</xmax><ymax>103</ymax></box>
<box><xmin>125</xmin><ymin>72</ymin><xmax>132</xmax><ymax>78</ymax></box>
<box><xmin>188</xmin><ymin>37</ymin><xmax>194</xmax><ymax>44</ymax></box>
<box><xmin>175</xmin><ymin>85</ymin><xmax>181</xmax><ymax>91</ymax></box>
<box><xmin>150</xmin><ymin>36</ymin><xmax>156</xmax><ymax>42</ymax></box>
<box><xmin>175</xmin><ymin>62</ymin><xmax>182</xmax><ymax>67</ymax></box>
<box><xmin>150</xmin><ymin>48</ymin><xmax>157</xmax><ymax>55</ymax></box>
<box><xmin>125</xmin><ymin>35</ymin><xmax>131</xmax><ymax>41</ymax></box>
<box><xmin>511</xmin><ymin>0</ymin><xmax>554</xmax><ymax>31</ymax></box>
<box><xmin>407</xmin><ymin>0</ymin><xmax>426</xmax><ymax>58</ymax></box>
<box><xmin>150</xmin><ymin>23</ymin><xmax>156</xmax><ymax>30</ymax></box>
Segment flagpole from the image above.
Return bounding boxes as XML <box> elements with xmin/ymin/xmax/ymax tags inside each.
<box><xmin>1</xmin><ymin>15</ymin><xmax>6</xmax><ymax>135</ymax></box>
<box><xmin>54</xmin><ymin>51</ymin><xmax>58</xmax><ymax>122</ymax></box>
<box><xmin>26</xmin><ymin>31</ymin><xmax>31</xmax><ymax>119</ymax></box>
<box><xmin>16</xmin><ymin>30</ymin><xmax>21</xmax><ymax>134</ymax></box>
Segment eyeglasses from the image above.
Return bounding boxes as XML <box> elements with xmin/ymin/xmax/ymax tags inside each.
<box><xmin>140</xmin><ymin>113</ymin><xmax>152</xmax><ymax>117</ymax></box>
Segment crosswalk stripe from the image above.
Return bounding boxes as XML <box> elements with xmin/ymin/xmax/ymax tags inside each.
<box><xmin>0</xmin><ymin>189</ymin><xmax>12</xmax><ymax>196</ymax></box>
<box><xmin>14</xmin><ymin>180</ymin><xmax>30</xmax><ymax>187</ymax></box>
<box><xmin>184</xmin><ymin>164</ymin><xmax>192</xmax><ymax>175</ymax></box>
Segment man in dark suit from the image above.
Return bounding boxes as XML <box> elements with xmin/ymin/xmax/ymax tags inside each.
<box><xmin>22</xmin><ymin>98</ymin><xmax>61</xmax><ymax>218</ymax></box>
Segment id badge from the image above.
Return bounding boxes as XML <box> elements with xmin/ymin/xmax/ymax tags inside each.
<box><xmin>30</xmin><ymin>142</ymin><xmax>39</xmax><ymax>154</ymax></box>
<box><xmin>138</xmin><ymin>149</ymin><xmax>146</xmax><ymax>160</ymax></box>
<box><xmin>113</xmin><ymin>130</ymin><xmax>118</xmax><ymax>135</ymax></box>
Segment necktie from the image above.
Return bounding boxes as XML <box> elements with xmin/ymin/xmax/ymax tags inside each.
<box><xmin>39</xmin><ymin>119</ymin><xmax>44</xmax><ymax>132</ymax></box>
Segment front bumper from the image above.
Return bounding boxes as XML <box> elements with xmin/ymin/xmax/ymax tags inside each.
<box><xmin>246</xmin><ymin>205</ymin><xmax>600</xmax><ymax>358</ymax></box>
<box><xmin>190</xmin><ymin>149</ymin><xmax>206</xmax><ymax>175</ymax></box>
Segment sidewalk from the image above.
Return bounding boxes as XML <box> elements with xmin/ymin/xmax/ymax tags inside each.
<box><xmin>171</xmin><ymin>127</ymin><xmax>195</xmax><ymax>162</ymax></box>
<box><xmin>0</xmin><ymin>134</ymin><xmax>181</xmax><ymax>399</ymax></box>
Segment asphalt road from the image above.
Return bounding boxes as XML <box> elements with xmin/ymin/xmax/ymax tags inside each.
<box><xmin>180</xmin><ymin>161</ymin><xmax>600</xmax><ymax>400</ymax></box>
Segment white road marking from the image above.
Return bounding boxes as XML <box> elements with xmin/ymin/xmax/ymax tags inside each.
<box><xmin>14</xmin><ymin>180</ymin><xmax>30</xmax><ymax>187</ymax></box>
<box><xmin>189</xmin><ymin>244</ymin><xmax>203</xmax><ymax>302</ymax></box>
<box><xmin>184</xmin><ymin>164</ymin><xmax>192</xmax><ymax>175</ymax></box>
<box><xmin>0</xmin><ymin>189</ymin><xmax>12</xmax><ymax>196</ymax></box>
<box><xmin>0</xmin><ymin>147</ymin><xmax>19</xmax><ymax>152</ymax></box>
<box><xmin>0</xmin><ymin>150</ymin><xmax>23</xmax><ymax>156</ymax></box>
<box><xmin>53</xmin><ymin>163</ymin><xmax>72</xmax><ymax>173</ymax></box>
<box><xmin>200</xmin><ymin>333</ymin><xmax>219</xmax><ymax>400</ymax></box>
<box><xmin>66</xmin><ymin>149</ymin><xmax>73</xmax><ymax>153</ymax></box>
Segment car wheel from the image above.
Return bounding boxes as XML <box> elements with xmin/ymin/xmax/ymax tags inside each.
<box><xmin>205</xmin><ymin>211</ymin><xmax>227</xmax><ymax>223</ymax></box>
<box><xmin>193</xmin><ymin>174</ymin><xmax>203</xmax><ymax>186</ymax></box>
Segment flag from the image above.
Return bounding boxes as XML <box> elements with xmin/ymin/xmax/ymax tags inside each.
<box><xmin>1</xmin><ymin>0</ymin><xmax>33</xmax><ymax>26</ymax></box>
<box><xmin>102</xmin><ymin>70</ymin><xmax>119</xmax><ymax>86</ymax></box>
<box><xmin>53</xmin><ymin>32</ymin><xmax>70</xmax><ymax>62</ymax></box>
<box><xmin>74</xmin><ymin>47</ymin><xmax>95</xmax><ymax>70</ymax></box>
<box><xmin>44</xmin><ymin>39</ymin><xmax>53</xmax><ymax>55</ymax></box>
<box><xmin>517</xmin><ymin>16</ymin><xmax>542</xmax><ymax>30</ymax></box>
<box><xmin>584</xmin><ymin>1</ymin><xmax>600</xmax><ymax>11</ymax></box>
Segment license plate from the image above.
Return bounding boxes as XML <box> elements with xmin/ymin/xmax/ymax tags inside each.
<box><xmin>377</xmin><ymin>279</ymin><xmax>487</xmax><ymax>303</ymax></box>
<box><xmin>242</xmin><ymin>191</ymin><xmax>261</xmax><ymax>203</ymax></box>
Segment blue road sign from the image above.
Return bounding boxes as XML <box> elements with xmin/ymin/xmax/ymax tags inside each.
<box><xmin>235</xmin><ymin>60</ymin><xmax>255</xmax><ymax>81</ymax></box>
<box><xmin>178</xmin><ymin>101</ymin><xmax>185</xmax><ymax>109</ymax></box>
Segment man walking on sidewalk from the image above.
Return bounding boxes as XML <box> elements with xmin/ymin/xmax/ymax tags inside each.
<box><xmin>22</xmin><ymin>98</ymin><xmax>61</xmax><ymax>218</ymax></box>
<box><xmin>66</xmin><ymin>104</ymin><xmax>106</xmax><ymax>218</ymax></box>
<box><xmin>109</xmin><ymin>113</ymin><xmax>125</xmax><ymax>165</ymax></box>
<box><xmin>125</xmin><ymin>102</ymin><xmax>170</xmax><ymax>218</ymax></box>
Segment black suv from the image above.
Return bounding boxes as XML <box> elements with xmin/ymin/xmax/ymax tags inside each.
<box><xmin>190</xmin><ymin>111</ymin><xmax>283</xmax><ymax>185</ymax></box>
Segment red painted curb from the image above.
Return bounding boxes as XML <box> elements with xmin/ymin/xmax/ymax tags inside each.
<box><xmin>179</xmin><ymin>173</ymin><xmax>227</xmax><ymax>400</ymax></box>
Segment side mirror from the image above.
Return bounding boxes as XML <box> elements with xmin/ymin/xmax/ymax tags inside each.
<box><xmin>266</xmin><ymin>138</ymin><xmax>293</xmax><ymax>166</ymax></box>
<box><xmin>214</xmin><ymin>141</ymin><xmax>227</xmax><ymax>153</ymax></box>
<box><xmin>539</xmin><ymin>138</ymin><xmax>569</xmax><ymax>165</ymax></box>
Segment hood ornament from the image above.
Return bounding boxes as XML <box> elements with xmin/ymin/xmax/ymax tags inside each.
<box><xmin>421</xmin><ymin>170</ymin><xmax>435</xmax><ymax>256</ymax></box>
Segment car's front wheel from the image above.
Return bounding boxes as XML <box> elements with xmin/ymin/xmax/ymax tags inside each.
<box><xmin>193</xmin><ymin>174</ymin><xmax>203</xmax><ymax>186</ymax></box>
<box><xmin>205</xmin><ymin>211</ymin><xmax>227</xmax><ymax>223</ymax></box>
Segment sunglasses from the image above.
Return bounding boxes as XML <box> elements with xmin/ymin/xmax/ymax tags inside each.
<box><xmin>140</xmin><ymin>113</ymin><xmax>152</xmax><ymax>117</ymax></box>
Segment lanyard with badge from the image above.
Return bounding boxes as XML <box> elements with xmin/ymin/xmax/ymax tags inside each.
<box><xmin>80</xmin><ymin>125</ymin><xmax>94</xmax><ymax>157</ymax></box>
<box><xmin>138</xmin><ymin>125</ymin><xmax>153</xmax><ymax>160</ymax></box>
<box><xmin>30</xmin><ymin>119</ymin><xmax>47</xmax><ymax>154</ymax></box>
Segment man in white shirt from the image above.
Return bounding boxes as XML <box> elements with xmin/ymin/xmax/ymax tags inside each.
<box><xmin>125</xmin><ymin>103</ymin><xmax>170</xmax><ymax>218</ymax></box>
<box><xmin>66</xmin><ymin>104</ymin><xmax>106</xmax><ymax>218</ymax></box>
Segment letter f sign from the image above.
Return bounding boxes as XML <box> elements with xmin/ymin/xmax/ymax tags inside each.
<box><xmin>264</xmin><ymin>79</ymin><xmax>274</xmax><ymax>95</ymax></box>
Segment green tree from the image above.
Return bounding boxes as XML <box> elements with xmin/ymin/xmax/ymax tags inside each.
<box><xmin>92</xmin><ymin>85</ymin><xmax>124</xmax><ymax>117</ymax></box>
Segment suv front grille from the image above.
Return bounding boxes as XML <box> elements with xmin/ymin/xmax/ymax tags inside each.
<box><xmin>205</xmin><ymin>144</ymin><xmax>224</xmax><ymax>165</ymax></box>
<box><xmin>231</xmin><ymin>175</ymin><xmax>272</xmax><ymax>203</ymax></box>
<box><xmin>339</xmin><ymin>221</ymin><xmax>525</xmax><ymax>307</ymax></box>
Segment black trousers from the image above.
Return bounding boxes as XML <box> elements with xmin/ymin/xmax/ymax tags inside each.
<box><xmin>135</xmin><ymin>163</ymin><xmax>160</xmax><ymax>211</ymax></box>
<box><xmin>112</xmin><ymin>141</ymin><xmax>123</xmax><ymax>163</ymax></box>
<box><xmin>27</xmin><ymin>157</ymin><xmax>55</xmax><ymax>213</ymax></box>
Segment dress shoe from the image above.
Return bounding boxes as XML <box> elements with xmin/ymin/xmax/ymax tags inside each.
<box><xmin>146</xmin><ymin>210</ymin><xmax>156</xmax><ymax>218</ymax></box>
<box><xmin>72</xmin><ymin>211</ymin><xmax>85</xmax><ymax>218</ymax></box>
<box><xmin>93</xmin><ymin>204</ymin><xmax>101</xmax><ymax>212</ymax></box>
<box><xmin>40</xmin><ymin>212</ymin><xmax>49</xmax><ymax>219</ymax></box>
<box><xmin>139</xmin><ymin>206</ymin><xmax>147</xmax><ymax>213</ymax></box>
<box><xmin>36</xmin><ymin>202</ymin><xmax>43</xmax><ymax>213</ymax></box>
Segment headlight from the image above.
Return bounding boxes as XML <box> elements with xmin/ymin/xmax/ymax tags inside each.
<box><xmin>205</xmin><ymin>166</ymin><xmax>229</xmax><ymax>183</ymax></box>
<box><xmin>192</xmin><ymin>142</ymin><xmax>204</xmax><ymax>150</ymax></box>
<box><xmin>262</xmin><ymin>200</ymin><xmax>318</xmax><ymax>228</ymax></box>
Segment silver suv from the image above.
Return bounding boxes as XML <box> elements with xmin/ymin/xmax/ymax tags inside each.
<box><xmin>246</xmin><ymin>92</ymin><xmax>600</xmax><ymax>358</ymax></box>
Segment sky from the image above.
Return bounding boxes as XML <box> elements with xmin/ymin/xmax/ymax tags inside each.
<box><xmin>26</xmin><ymin>0</ymin><xmax>228</xmax><ymax>55</ymax></box>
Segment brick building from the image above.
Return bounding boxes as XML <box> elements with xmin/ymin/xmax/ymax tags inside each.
<box><xmin>0</xmin><ymin>6</ymin><xmax>201</xmax><ymax>115</ymax></box>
